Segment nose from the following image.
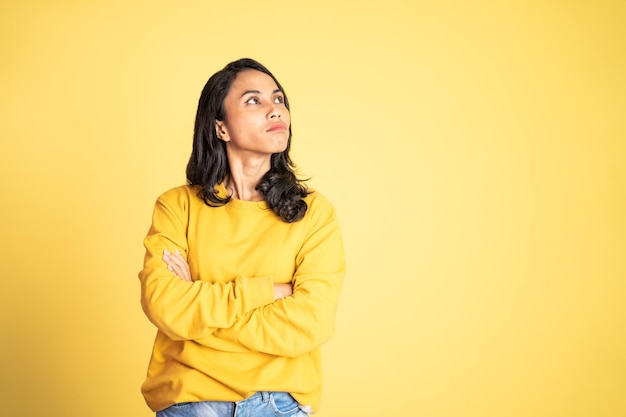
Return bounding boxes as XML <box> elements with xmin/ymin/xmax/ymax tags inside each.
<box><xmin>268</xmin><ymin>103</ymin><xmax>281</xmax><ymax>119</ymax></box>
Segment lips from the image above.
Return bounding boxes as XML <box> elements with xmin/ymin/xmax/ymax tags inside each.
<box><xmin>267</xmin><ymin>123</ymin><xmax>287</xmax><ymax>132</ymax></box>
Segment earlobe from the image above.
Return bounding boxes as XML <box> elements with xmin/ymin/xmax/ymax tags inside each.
<box><xmin>215</xmin><ymin>121</ymin><xmax>228</xmax><ymax>141</ymax></box>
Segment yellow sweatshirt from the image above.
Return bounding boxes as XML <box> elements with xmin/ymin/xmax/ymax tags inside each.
<box><xmin>138</xmin><ymin>184</ymin><xmax>345</xmax><ymax>413</ymax></box>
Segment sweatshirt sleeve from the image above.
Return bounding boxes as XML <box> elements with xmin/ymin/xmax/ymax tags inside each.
<box><xmin>138</xmin><ymin>188</ymin><xmax>275</xmax><ymax>341</ymax></box>
<box><xmin>218</xmin><ymin>194</ymin><xmax>346</xmax><ymax>358</ymax></box>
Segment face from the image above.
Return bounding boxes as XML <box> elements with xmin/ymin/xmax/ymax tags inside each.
<box><xmin>216</xmin><ymin>69</ymin><xmax>291</xmax><ymax>160</ymax></box>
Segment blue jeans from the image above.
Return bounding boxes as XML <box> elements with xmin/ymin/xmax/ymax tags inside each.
<box><xmin>156</xmin><ymin>392</ymin><xmax>310</xmax><ymax>417</ymax></box>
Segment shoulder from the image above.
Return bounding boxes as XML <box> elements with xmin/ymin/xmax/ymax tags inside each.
<box><xmin>155</xmin><ymin>184</ymin><xmax>203</xmax><ymax>209</ymax></box>
<box><xmin>303</xmin><ymin>189</ymin><xmax>337</xmax><ymax>220</ymax></box>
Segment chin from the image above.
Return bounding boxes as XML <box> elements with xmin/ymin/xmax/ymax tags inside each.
<box><xmin>271</xmin><ymin>139</ymin><xmax>289</xmax><ymax>154</ymax></box>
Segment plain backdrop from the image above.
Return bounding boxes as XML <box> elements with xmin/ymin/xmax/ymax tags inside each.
<box><xmin>1</xmin><ymin>1</ymin><xmax>625</xmax><ymax>416</ymax></box>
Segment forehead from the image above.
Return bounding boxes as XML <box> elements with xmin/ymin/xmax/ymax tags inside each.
<box><xmin>228</xmin><ymin>69</ymin><xmax>279</xmax><ymax>94</ymax></box>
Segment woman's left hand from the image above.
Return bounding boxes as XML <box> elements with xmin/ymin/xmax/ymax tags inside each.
<box><xmin>163</xmin><ymin>249</ymin><xmax>192</xmax><ymax>282</ymax></box>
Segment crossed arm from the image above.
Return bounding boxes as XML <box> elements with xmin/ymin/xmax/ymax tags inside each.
<box><xmin>163</xmin><ymin>249</ymin><xmax>294</xmax><ymax>301</ymax></box>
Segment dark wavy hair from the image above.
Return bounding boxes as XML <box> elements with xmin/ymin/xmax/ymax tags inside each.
<box><xmin>186</xmin><ymin>58</ymin><xmax>310</xmax><ymax>223</ymax></box>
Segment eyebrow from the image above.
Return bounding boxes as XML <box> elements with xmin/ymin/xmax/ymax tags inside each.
<box><xmin>240</xmin><ymin>89</ymin><xmax>283</xmax><ymax>98</ymax></box>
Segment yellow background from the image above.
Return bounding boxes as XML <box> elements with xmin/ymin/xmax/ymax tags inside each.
<box><xmin>1</xmin><ymin>1</ymin><xmax>625</xmax><ymax>416</ymax></box>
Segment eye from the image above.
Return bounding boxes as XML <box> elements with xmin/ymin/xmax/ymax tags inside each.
<box><xmin>245</xmin><ymin>97</ymin><xmax>260</xmax><ymax>105</ymax></box>
<box><xmin>274</xmin><ymin>95</ymin><xmax>284</xmax><ymax>104</ymax></box>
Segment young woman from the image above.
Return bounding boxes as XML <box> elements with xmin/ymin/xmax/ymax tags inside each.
<box><xmin>138</xmin><ymin>58</ymin><xmax>345</xmax><ymax>416</ymax></box>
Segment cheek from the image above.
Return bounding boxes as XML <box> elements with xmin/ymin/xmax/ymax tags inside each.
<box><xmin>223</xmin><ymin>117</ymin><xmax>248</xmax><ymax>139</ymax></box>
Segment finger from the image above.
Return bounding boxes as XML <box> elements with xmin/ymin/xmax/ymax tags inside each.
<box><xmin>163</xmin><ymin>258</ymin><xmax>179</xmax><ymax>277</ymax></box>
<box><xmin>164</xmin><ymin>249</ymin><xmax>192</xmax><ymax>281</ymax></box>
<box><xmin>174</xmin><ymin>250</ymin><xmax>192</xmax><ymax>281</ymax></box>
<box><xmin>167</xmin><ymin>263</ymin><xmax>178</xmax><ymax>276</ymax></box>
<box><xmin>164</xmin><ymin>249</ymin><xmax>185</xmax><ymax>270</ymax></box>
<box><xmin>163</xmin><ymin>250</ymin><xmax>186</xmax><ymax>279</ymax></box>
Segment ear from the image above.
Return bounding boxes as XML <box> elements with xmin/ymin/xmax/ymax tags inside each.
<box><xmin>215</xmin><ymin>121</ymin><xmax>229</xmax><ymax>142</ymax></box>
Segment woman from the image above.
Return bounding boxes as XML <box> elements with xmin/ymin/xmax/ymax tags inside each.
<box><xmin>138</xmin><ymin>58</ymin><xmax>345</xmax><ymax>416</ymax></box>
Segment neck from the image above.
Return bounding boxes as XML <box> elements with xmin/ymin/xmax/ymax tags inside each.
<box><xmin>225</xmin><ymin>153</ymin><xmax>271</xmax><ymax>201</ymax></box>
